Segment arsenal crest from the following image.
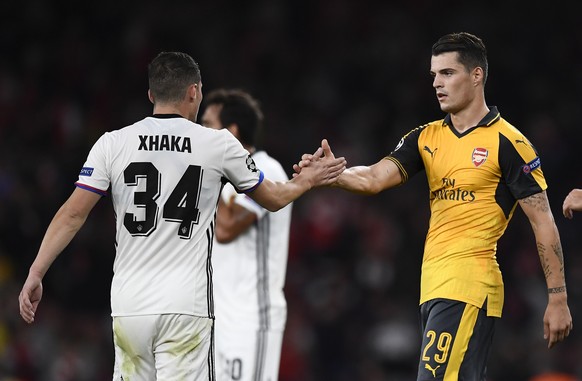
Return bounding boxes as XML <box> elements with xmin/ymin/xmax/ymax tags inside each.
<box><xmin>472</xmin><ymin>147</ymin><xmax>488</xmax><ymax>167</ymax></box>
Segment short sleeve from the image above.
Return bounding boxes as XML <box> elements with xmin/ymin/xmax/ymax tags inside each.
<box><xmin>221</xmin><ymin>131</ymin><xmax>264</xmax><ymax>193</ymax></box>
<box><xmin>74</xmin><ymin>132</ymin><xmax>111</xmax><ymax>196</ymax></box>
<box><xmin>498</xmin><ymin>132</ymin><xmax>547</xmax><ymax>199</ymax></box>
<box><xmin>386</xmin><ymin>126</ymin><xmax>426</xmax><ymax>182</ymax></box>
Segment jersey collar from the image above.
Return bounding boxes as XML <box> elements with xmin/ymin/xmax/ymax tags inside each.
<box><xmin>443</xmin><ymin>106</ymin><xmax>501</xmax><ymax>129</ymax></box>
<box><xmin>152</xmin><ymin>113</ymin><xmax>184</xmax><ymax>119</ymax></box>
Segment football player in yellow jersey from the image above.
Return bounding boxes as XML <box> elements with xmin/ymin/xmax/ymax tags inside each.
<box><xmin>295</xmin><ymin>32</ymin><xmax>573</xmax><ymax>380</ymax></box>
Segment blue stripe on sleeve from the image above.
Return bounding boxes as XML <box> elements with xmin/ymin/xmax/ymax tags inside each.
<box><xmin>241</xmin><ymin>171</ymin><xmax>264</xmax><ymax>193</ymax></box>
<box><xmin>75</xmin><ymin>182</ymin><xmax>108</xmax><ymax>196</ymax></box>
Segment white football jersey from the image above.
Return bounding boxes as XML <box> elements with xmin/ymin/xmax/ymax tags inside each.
<box><xmin>213</xmin><ymin>151</ymin><xmax>291</xmax><ymax>332</ymax></box>
<box><xmin>75</xmin><ymin>115</ymin><xmax>263</xmax><ymax>317</ymax></box>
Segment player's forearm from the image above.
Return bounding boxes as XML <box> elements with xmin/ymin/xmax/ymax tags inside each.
<box><xmin>533</xmin><ymin>222</ymin><xmax>567</xmax><ymax>292</ymax></box>
<box><xmin>519</xmin><ymin>192</ymin><xmax>567</xmax><ymax>293</ymax></box>
<box><xmin>29</xmin><ymin>204</ymin><xmax>88</xmax><ymax>278</ymax></box>
<box><xmin>334</xmin><ymin>166</ymin><xmax>384</xmax><ymax>194</ymax></box>
<box><xmin>250</xmin><ymin>177</ymin><xmax>312</xmax><ymax>212</ymax></box>
<box><xmin>272</xmin><ymin>176</ymin><xmax>314</xmax><ymax>210</ymax></box>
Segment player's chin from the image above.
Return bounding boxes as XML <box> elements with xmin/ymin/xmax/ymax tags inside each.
<box><xmin>439</xmin><ymin>102</ymin><xmax>455</xmax><ymax>114</ymax></box>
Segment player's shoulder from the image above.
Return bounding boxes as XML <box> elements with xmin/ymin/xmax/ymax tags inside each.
<box><xmin>105</xmin><ymin>117</ymin><xmax>153</xmax><ymax>137</ymax></box>
<box><xmin>492</xmin><ymin>117</ymin><xmax>537</xmax><ymax>151</ymax></box>
<box><xmin>494</xmin><ymin>117</ymin><xmax>525</xmax><ymax>138</ymax></box>
<box><xmin>96</xmin><ymin>118</ymin><xmax>150</xmax><ymax>143</ymax></box>
<box><xmin>426</xmin><ymin>118</ymin><xmax>445</xmax><ymax>128</ymax></box>
<box><xmin>419</xmin><ymin>119</ymin><xmax>446</xmax><ymax>134</ymax></box>
<box><xmin>404</xmin><ymin>120</ymin><xmax>442</xmax><ymax>141</ymax></box>
<box><xmin>492</xmin><ymin>118</ymin><xmax>541</xmax><ymax>159</ymax></box>
<box><xmin>414</xmin><ymin>117</ymin><xmax>444</xmax><ymax>133</ymax></box>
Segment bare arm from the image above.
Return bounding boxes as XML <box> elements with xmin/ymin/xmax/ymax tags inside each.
<box><xmin>19</xmin><ymin>187</ymin><xmax>101</xmax><ymax>323</ymax></box>
<box><xmin>519</xmin><ymin>190</ymin><xmax>573</xmax><ymax>348</ymax></box>
<box><xmin>215</xmin><ymin>196</ymin><xmax>257</xmax><ymax>243</ymax></box>
<box><xmin>293</xmin><ymin>139</ymin><xmax>403</xmax><ymax>194</ymax></box>
<box><xmin>333</xmin><ymin>158</ymin><xmax>403</xmax><ymax>194</ymax></box>
<box><xmin>562</xmin><ymin>188</ymin><xmax>582</xmax><ymax>219</ymax></box>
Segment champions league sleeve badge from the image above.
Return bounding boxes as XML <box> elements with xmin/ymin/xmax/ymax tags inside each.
<box><xmin>246</xmin><ymin>155</ymin><xmax>258</xmax><ymax>172</ymax></box>
<box><xmin>522</xmin><ymin>157</ymin><xmax>541</xmax><ymax>174</ymax></box>
<box><xmin>79</xmin><ymin>167</ymin><xmax>94</xmax><ymax>176</ymax></box>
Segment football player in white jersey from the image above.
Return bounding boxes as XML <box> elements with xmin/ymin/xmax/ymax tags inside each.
<box><xmin>18</xmin><ymin>52</ymin><xmax>346</xmax><ymax>381</ymax></box>
<box><xmin>201</xmin><ymin>89</ymin><xmax>291</xmax><ymax>381</ymax></box>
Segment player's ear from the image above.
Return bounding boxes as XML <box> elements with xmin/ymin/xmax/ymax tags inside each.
<box><xmin>148</xmin><ymin>89</ymin><xmax>155</xmax><ymax>104</ymax></box>
<box><xmin>473</xmin><ymin>67</ymin><xmax>484</xmax><ymax>86</ymax></box>
<box><xmin>188</xmin><ymin>83</ymin><xmax>200</xmax><ymax>101</ymax></box>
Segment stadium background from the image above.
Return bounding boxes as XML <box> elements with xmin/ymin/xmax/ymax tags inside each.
<box><xmin>1</xmin><ymin>1</ymin><xmax>582</xmax><ymax>380</ymax></box>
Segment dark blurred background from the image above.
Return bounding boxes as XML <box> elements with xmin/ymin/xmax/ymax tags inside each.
<box><xmin>2</xmin><ymin>1</ymin><xmax>582</xmax><ymax>380</ymax></box>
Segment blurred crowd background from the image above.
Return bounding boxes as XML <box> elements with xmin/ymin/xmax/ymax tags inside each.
<box><xmin>2</xmin><ymin>1</ymin><xmax>582</xmax><ymax>380</ymax></box>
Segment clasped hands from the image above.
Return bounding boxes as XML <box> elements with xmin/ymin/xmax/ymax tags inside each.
<box><xmin>292</xmin><ymin>139</ymin><xmax>345</xmax><ymax>187</ymax></box>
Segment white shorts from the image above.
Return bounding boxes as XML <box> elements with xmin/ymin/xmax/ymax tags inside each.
<box><xmin>215</xmin><ymin>326</ymin><xmax>283</xmax><ymax>381</ymax></box>
<box><xmin>112</xmin><ymin>314</ymin><xmax>214</xmax><ymax>381</ymax></box>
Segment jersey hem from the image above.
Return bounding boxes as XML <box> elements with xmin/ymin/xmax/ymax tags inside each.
<box><xmin>419</xmin><ymin>295</ymin><xmax>502</xmax><ymax>318</ymax></box>
<box><xmin>111</xmin><ymin>311</ymin><xmax>213</xmax><ymax>318</ymax></box>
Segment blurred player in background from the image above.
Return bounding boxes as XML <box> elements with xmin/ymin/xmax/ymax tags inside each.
<box><xmin>295</xmin><ymin>32</ymin><xmax>573</xmax><ymax>380</ymax></box>
<box><xmin>18</xmin><ymin>52</ymin><xmax>346</xmax><ymax>380</ymax></box>
<box><xmin>201</xmin><ymin>89</ymin><xmax>291</xmax><ymax>381</ymax></box>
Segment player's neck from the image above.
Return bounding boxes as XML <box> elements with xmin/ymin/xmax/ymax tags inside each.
<box><xmin>152</xmin><ymin>103</ymin><xmax>189</xmax><ymax>120</ymax></box>
<box><xmin>450</xmin><ymin>101</ymin><xmax>489</xmax><ymax>134</ymax></box>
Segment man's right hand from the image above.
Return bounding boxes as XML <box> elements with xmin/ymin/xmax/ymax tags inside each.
<box><xmin>19</xmin><ymin>273</ymin><xmax>43</xmax><ymax>324</ymax></box>
<box><xmin>292</xmin><ymin>139</ymin><xmax>344</xmax><ymax>186</ymax></box>
<box><xmin>292</xmin><ymin>139</ymin><xmax>338</xmax><ymax>178</ymax></box>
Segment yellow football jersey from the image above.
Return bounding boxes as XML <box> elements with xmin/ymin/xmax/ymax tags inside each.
<box><xmin>388</xmin><ymin>107</ymin><xmax>546</xmax><ymax>317</ymax></box>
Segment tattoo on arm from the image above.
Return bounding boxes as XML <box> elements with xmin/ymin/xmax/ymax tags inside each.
<box><xmin>552</xmin><ymin>242</ymin><xmax>564</xmax><ymax>270</ymax></box>
<box><xmin>521</xmin><ymin>192</ymin><xmax>550</xmax><ymax>212</ymax></box>
<box><xmin>537</xmin><ymin>242</ymin><xmax>552</xmax><ymax>279</ymax></box>
<box><xmin>525</xmin><ymin>192</ymin><xmax>567</xmax><ymax>288</ymax></box>
<box><xmin>548</xmin><ymin>286</ymin><xmax>567</xmax><ymax>294</ymax></box>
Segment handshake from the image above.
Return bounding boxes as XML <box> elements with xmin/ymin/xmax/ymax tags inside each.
<box><xmin>292</xmin><ymin>139</ymin><xmax>346</xmax><ymax>188</ymax></box>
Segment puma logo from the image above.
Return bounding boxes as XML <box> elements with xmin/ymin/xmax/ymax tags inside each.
<box><xmin>423</xmin><ymin>146</ymin><xmax>438</xmax><ymax>158</ymax></box>
<box><xmin>425</xmin><ymin>363</ymin><xmax>441</xmax><ymax>378</ymax></box>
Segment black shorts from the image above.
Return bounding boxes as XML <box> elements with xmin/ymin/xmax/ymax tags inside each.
<box><xmin>417</xmin><ymin>298</ymin><xmax>497</xmax><ymax>381</ymax></box>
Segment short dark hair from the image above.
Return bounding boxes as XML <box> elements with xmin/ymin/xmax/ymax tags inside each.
<box><xmin>204</xmin><ymin>89</ymin><xmax>264</xmax><ymax>147</ymax></box>
<box><xmin>432</xmin><ymin>32</ymin><xmax>488</xmax><ymax>84</ymax></box>
<box><xmin>148</xmin><ymin>52</ymin><xmax>202</xmax><ymax>104</ymax></box>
